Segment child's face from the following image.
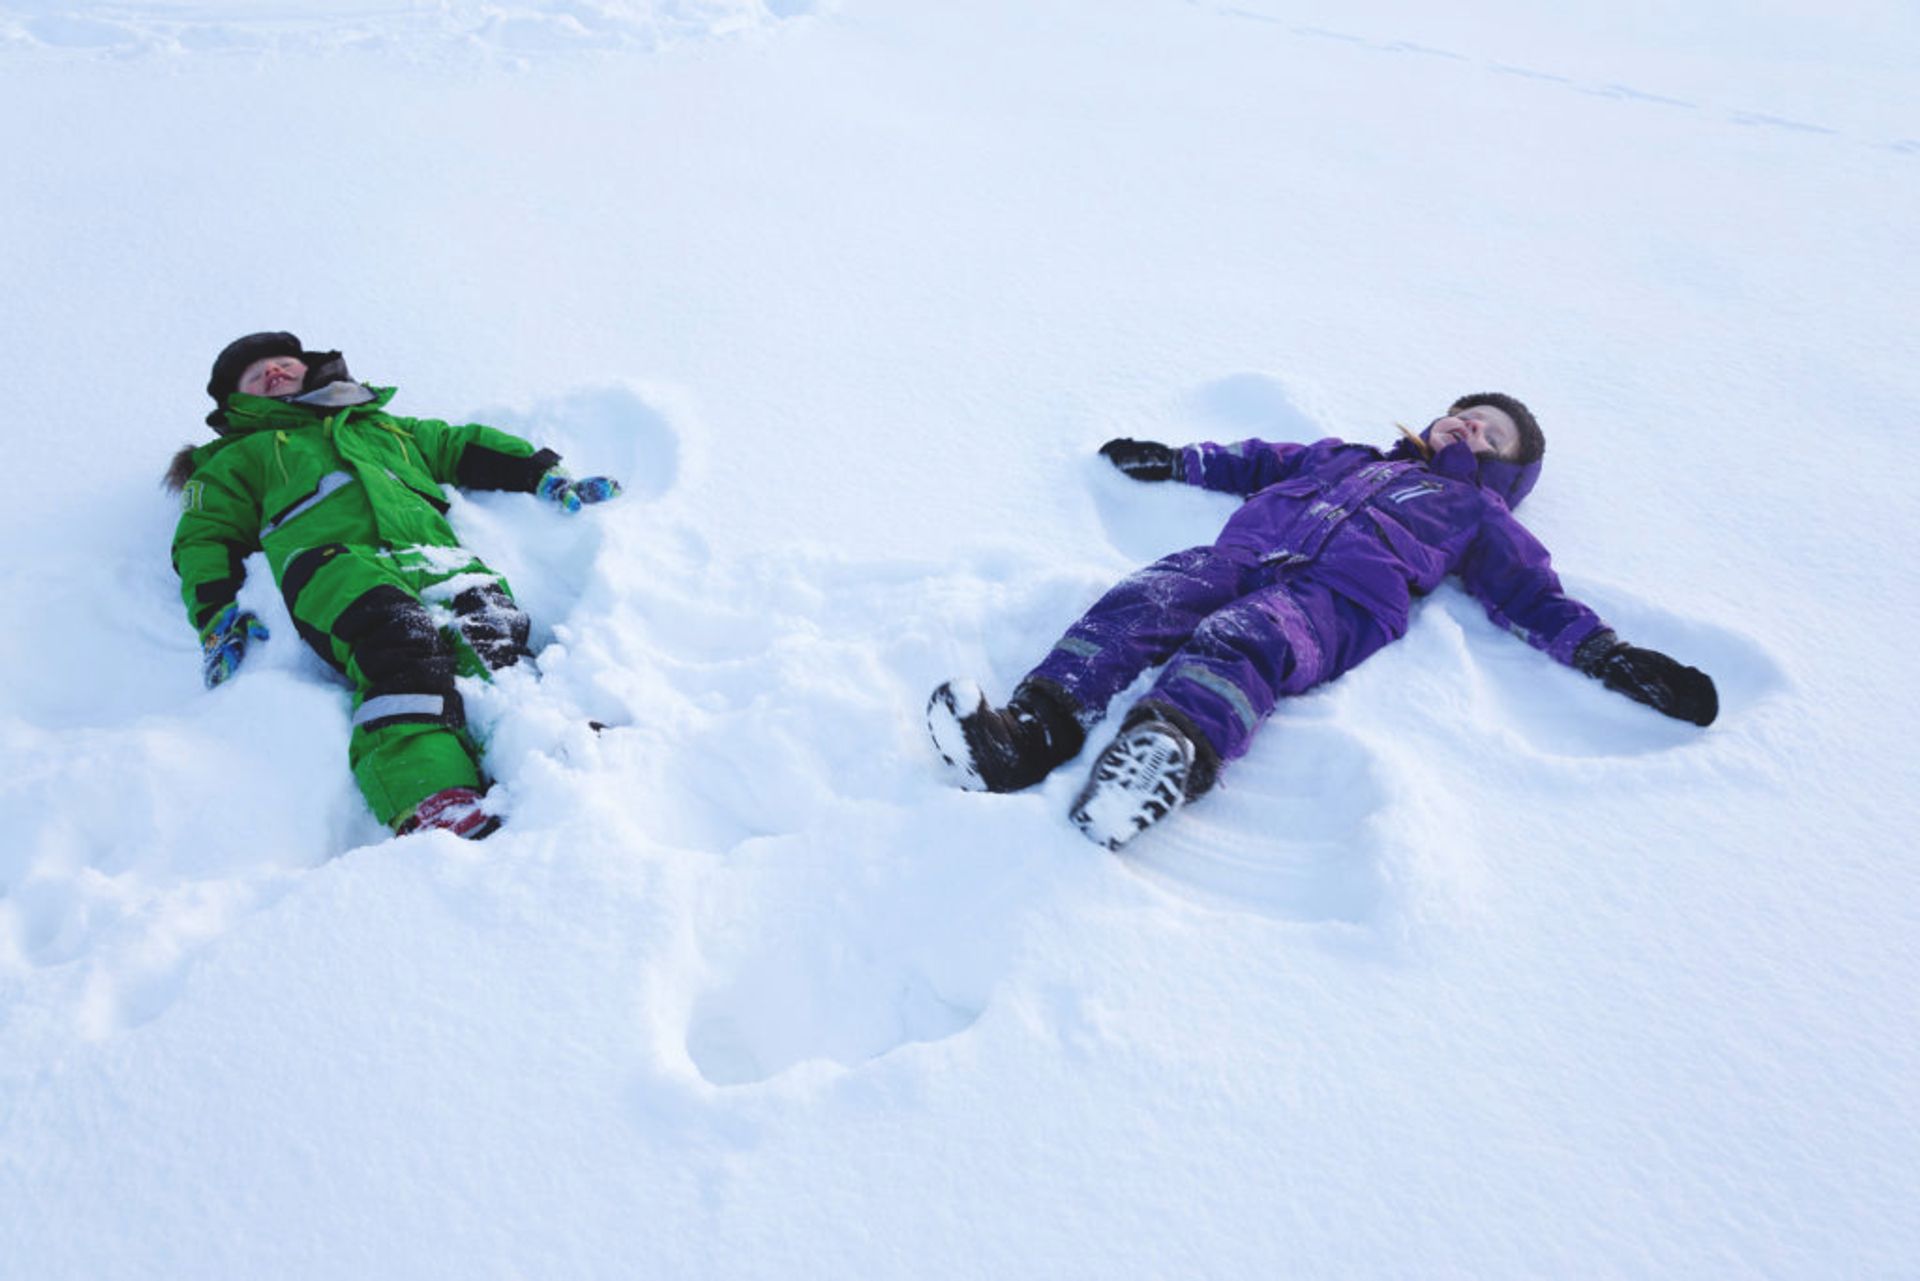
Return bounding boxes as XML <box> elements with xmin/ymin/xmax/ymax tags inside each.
<box><xmin>1428</xmin><ymin>404</ymin><xmax>1520</xmax><ymax>460</ymax></box>
<box><xmin>237</xmin><ymin>354</ymin><xmax>308</xmax><ymax>398</ymax></box>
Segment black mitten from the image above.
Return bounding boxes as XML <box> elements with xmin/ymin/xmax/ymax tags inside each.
<box><xmin>1099</xmin><ymin>438</ymin><xmax>1178</xmax><ymax>482</ymax></box>
<box><xmin>1573</xmin><ymin>629</ymin><xmax>1719</xmax><ymax>727</ymax></box>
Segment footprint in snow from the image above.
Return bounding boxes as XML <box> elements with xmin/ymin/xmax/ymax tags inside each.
<box><xmin>679</xmin><ymin>813</ymin><xmax>1008</xmax><ymax>1087</ymax></box>
<box><xmin>687</xmin><ymin>967</ymin><xmax>980</xmax><ymax>1088</ymax></box>
<box><xmin>0</xmin><ymin>705</ymin><xmax>350</xmax><ymax>1033</ymax></box>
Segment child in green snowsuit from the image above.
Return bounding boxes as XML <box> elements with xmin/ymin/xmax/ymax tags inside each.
<box><xmin>167</xmin><ymin>331</ymin><xmax>622</xmax><ymax>838</ymax></box>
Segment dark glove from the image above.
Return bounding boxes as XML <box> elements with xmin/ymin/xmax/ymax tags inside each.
<box><xmin>1098</xmin><ymin>438</ymin><xmax>1178</xmax><ymax>482</ymax></box>
<box><xmin>537</xmin><ymin>468</ymin><xmax>623</xmax><ymax>514</ymax></box>
<box><xmin>1573</xmin><ymin>629</ymin><xmax>1718</xmax><ymax>727</ymax></box>
<box><xmin>200</xmin><ymin>604</ymin><xmax>270</xmax><ymax>689</ymax></box>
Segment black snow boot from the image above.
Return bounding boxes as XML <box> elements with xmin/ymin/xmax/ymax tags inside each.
<box><xmin>1068</xmin><ymin>704</ymin><xmax>1217</xmax><ymax>850</ymax></box>
<box><xmin>927</xmin><ymin>678</ymin><xmax>1085</xmax><ymax>793</ymax></box>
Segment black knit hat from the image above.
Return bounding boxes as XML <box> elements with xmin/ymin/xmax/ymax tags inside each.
<box><xmin>1450</xmin><ymin>392</ymin><xmax>1544</xmax><ymax>465</ymax></box>
<box><xmin>205</xmin><ymin>331</ymin><xmax>303</xmax><ymax>427</ymax></box>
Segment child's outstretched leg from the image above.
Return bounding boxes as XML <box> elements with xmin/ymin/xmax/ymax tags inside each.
<box><xmin>331</xmin><ymin>587</ymin><xmax>498</xmax><ymax>836</ymax></box>
<box><xmin>1071</xmin><ymin>581</ymin><xmax>1371</xmax><ymax>849</ymax></box>
<box><xmin>928</xmin><ymin>546</ymin><xmax>1253</xmax><ymax>793</ymax></box>
<box><xmin>1142</xmin><ymin>583</ymin><xmax>1332</xmax><ymax>765</ymax></box>
<box><xmin>1023</xmin><ymin>546</ymin><xmax>1255</xmax><ymax>714</ymax></box>
<box><xmin>281</xmin><ymin>546</ymin><xmax>500</xmax><ymax>838</ymax></box>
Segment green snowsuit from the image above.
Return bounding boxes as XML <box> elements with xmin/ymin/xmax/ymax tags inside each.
<box><xmin>172</xmin><ymin>387</ymin><xmax>561</xmax><ymax>827</ymax></box>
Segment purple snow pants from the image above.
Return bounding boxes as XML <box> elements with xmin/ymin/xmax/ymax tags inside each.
<box><xmin>1025</xmin><ymin>544</ymin><xmax>1396</xmax><ymax>766</ymax></box>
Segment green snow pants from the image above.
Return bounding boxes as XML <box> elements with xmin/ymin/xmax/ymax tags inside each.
<box><xmin>277</xmin><ymin>542</ymin><xmax>532</xmax><ymax>828</ymax></box>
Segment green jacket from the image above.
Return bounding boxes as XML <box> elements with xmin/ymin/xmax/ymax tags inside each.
<box><xmin>172</xmin><ymin>387</ymin><xmax>557</xmax><ymax>633</ymax></box>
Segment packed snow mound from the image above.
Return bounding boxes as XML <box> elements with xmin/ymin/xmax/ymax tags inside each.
<box><xmin>0</xmin><ymin>0</ymin><xmax>824</xmax><ymax>63</ymax></box>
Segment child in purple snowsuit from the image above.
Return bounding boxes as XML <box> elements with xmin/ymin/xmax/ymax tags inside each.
<box><xmin>928</xmin><ymin>393</ymin><xmax>1718</xmax><ymax>849</ymax></box>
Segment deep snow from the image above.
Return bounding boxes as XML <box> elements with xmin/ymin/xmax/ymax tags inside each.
<box><xmin>2</xmin><ymin>1</ymin><xmax>1917</xmax><ymax>1276</ymax></box>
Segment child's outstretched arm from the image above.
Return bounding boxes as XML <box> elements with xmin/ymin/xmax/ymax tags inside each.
<box><xmin>171</xmin><ymin>463</ymin><xmax>268</xmax><ymax>688</ymax></box>
<box><xmin>1571</xmin><ymin>630</ymin><xmax>1718</xmax><ymax>726</ymax></box>
<box><xmin>1459</xmin><ymin>511</ymin><xmax>1718</xmax><ymax>727</ymax></box>
<box><xmin>1099</xmin><ymin>438</ymin><xmax>1179</xmax><ymax>481</ymax></box>
<box><xmin>403</xmin><ymin>416</ymin><xmax>621</xmax><ymax>511</ymax></box>
<box><xmin>1098</xmin><ymin>436</ymin><xmax>1310</xmax><ymax>494</ymax></box>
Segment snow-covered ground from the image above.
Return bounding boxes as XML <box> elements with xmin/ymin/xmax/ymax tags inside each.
<box><xmin>3</xmin><ymin>1</ymin><xmax>1917</xmax><ymax>1275</ymax></box>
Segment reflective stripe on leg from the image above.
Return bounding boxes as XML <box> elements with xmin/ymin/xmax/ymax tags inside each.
<box><xmin>353</xmin><ymin>692</ymin><xmax>461</xmax><ymax>731</ymax></box>
<box><xmin>1028</xmin><ymin>545</ymin><xmax>1256</xmax><ymax>715</ymax></box>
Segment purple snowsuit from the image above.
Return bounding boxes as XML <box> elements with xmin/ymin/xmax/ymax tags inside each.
<box><xmin>1026</xmin><ymin>434</ymin><xmax>1607</xmax><ymax>769</ymax></box>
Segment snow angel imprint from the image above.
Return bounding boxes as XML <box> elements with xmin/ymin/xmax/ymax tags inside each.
<box><xmin>928</xmin><ymin>393</ymin><xmax>1719</xmax><ymax>849</ymax></box>
<box><xmin>167</xmin><ymin>331</ymin><xmax>624</xmax><ymax>840</ymax></box>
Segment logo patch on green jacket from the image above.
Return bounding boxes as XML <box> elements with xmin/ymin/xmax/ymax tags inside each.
<box><xmin>181</xmin><ymin>480</ymin><xmax>206</xmax><ymax>512</ymax></box>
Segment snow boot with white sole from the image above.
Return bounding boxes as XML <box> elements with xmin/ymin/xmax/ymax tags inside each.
<box><xmin>927</xmin><ymin>678</ymin><xmax>1084</xmax><ymax>793</ymax></box>
<box><xmin>397</xmin><ymin>785</ymin><xmax>501</xmax><ymax>840</ymax></box>
<box><xmin>1069</xmin><ymin>711</ymin><xmax>1206</xmax><ymax>850</ymax></box>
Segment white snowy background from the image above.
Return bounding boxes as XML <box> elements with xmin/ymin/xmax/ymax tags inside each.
<box><xmin>2</xmin><ymin>0</ymin><xmax>1917</xmax><ymax>1276</ymax></box>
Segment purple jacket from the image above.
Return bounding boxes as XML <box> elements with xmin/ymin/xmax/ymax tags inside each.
<box><xmin>1177</xmin><ymin>434</ymin><xmax>1604</xmax><ymax>665</ymax></box>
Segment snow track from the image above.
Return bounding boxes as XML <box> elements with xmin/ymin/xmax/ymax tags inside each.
<box><xmin>0</xmin><ymin>0</ymin><xmax>824</xmax><ymax>63</ymax></box>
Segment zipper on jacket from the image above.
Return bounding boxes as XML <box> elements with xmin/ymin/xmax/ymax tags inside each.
<box><xmin>376</xmin><ymin>419</ymin><xmax>417</xmax><ymax>465</ymax></box>
<box><xmin>262</xmin><ymin>471</ymin><xmax>357</xmax><ymax>537</ymax></box>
